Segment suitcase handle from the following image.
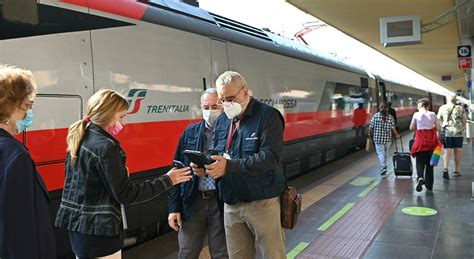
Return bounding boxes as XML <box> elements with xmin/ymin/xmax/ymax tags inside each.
<box><xmin>394</xmin><ymin>135</ymin><xmax>404</xmax><ymax>153</ymax></box>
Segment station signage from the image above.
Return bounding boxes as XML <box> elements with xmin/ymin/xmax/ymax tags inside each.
<box><xmin>457</xmin><ymin>45</ymin><xmax>471</xmax><ymax>58</ymax></box>
<box><xmin>441</xmin><ymin>74</ymin><xmax>453</xmax><ymax>82</ymax></box>
<box><xmin>457</xmin><ymin>45</ymin><xmax>472</xmax><ymax>70</ymax></box>
<box><xmin>458</xmin><ymin>57</ymin><xmax>472</xmax><ymax>70</ymax></box>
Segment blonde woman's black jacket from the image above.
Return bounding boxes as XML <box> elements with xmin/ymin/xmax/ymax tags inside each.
<box><xmin>55</xmin><ymin>123</ymin><xmax>173</xmax><ymax>236</ymax></box>
<box><xmin>0</xmin><ymin>129</ymin><xmax>56</xmax><ymax>259</ymax></box>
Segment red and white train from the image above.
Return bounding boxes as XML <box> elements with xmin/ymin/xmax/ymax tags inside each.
<box><xmin>0</xmin><ymin>0</ymin><xmax>445</xmax><ymax>255</ymax></box>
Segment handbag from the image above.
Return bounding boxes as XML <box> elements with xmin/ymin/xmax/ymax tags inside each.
<box><xmin>430</xmin><ymin>144</ymin><xmax>442</xmax><ymax>166</ymax></box>
<box><xmin>439</xmin><ymin>128</ymin><xmax>446</xmax><ymax>145</ymax></box>
<box><xmin>365</xmin><ymin>138</ymin><xmax>374</xmax><ymax>152</ymax></box>
<box><xmin>280</xmin><ymin>186</ymin><xmax>302</xmax><ymax>229</ymax></box>
<box><xmin>440</xmin><ymin>106</ymin><xmax>455</xmax><ymax>145</ymax></box>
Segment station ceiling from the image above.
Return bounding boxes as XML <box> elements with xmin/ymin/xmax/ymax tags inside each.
<box><xmin>287</xmin><ymin>0</ymin><xmax>474</xmax><ymax>93</ymax></box>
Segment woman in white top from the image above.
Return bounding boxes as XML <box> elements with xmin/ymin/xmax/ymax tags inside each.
<box><xmin>409</xmin><ymin>99</ymin><xmax>440</xmax><ymax>192</ymax></box>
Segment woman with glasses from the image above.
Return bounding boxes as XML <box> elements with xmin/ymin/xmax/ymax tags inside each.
<box><xmin>0</xmin><ymin>65</ymin><xmax>56</xmax><ymax>259</ymax></box>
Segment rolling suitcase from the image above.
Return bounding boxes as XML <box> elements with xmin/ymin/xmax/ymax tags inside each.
<box><xmin>393</xmin><ymin>137</ymin><xmax>413</xmax><ymax>177</ymax></box>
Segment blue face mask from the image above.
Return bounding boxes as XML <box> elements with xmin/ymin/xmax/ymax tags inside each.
<box><xmin>16</xmin><ymin>109</ymin><xmax>34</xmax><ymax>132</ymax></box>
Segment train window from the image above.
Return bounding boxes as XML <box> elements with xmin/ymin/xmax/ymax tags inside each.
<box><xmin>386</xmin><ymin>91</ymin><xmax>419</xmax><ymax>108</ymax></box>
<box><xmin>0</xmin><ymin>5</ymin><xmax>132</xmax><ymax>40</ymax></box>
<box><xmin>319</xmin><ymin>82</ymin><xmax>369</xmax><ymax>112</ymax></box>
<box><xmin>360</xmin><ymin>77</ymin><xmax>369</xmax><ymax>89</ymax></box>
<box><xmin>318</xmin><ymin>82</ymin><xmax>335</xmax><ymax>111</ymax></box>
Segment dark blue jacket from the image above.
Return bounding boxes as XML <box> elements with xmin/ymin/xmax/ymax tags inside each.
<box><xmin>0</xmin><ymin>129</ymin><xmax>55</xmax><ymax>259</ymax></box>
<box><xmin>168</xmin><ymin>121</ymin><xmax>222</xmax><ymax>221</ymax></box>
<box><xmin>213</xmin><ymin>98</ymin><xmax>287</xmax><ymax>204</ymax></box>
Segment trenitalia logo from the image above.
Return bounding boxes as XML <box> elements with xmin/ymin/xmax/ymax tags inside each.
<box><xmin>127</xmin><ymin>89</ymin><xmax>147</xmax><ymax>114</ymax></box>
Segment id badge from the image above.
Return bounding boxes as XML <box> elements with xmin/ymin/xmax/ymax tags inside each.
<box><xmin>223</xmin><ymin>152</ymin><xmax>231</xmax><ymax>159</ymax></box>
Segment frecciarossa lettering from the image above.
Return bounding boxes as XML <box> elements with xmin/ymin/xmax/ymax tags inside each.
<box><xmin>258</xmin><ymin>98</ymin><xmax>297</xmax><ymax>109</ymax></box>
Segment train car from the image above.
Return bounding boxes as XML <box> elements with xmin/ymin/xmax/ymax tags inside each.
<box><xmin>0</xmin><ymin>0</ymin><xmax>446</xmax><ymax>255</ymax></box>
<box><xmin>375</xmin><ymin>78</ymin><xmax>428</xmax><ymax>130</ymax></box>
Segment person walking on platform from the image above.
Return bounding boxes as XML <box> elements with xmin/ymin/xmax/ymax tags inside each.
<box><xmin>369</xmin><ymin>102</ymin><xmax>400</xmax><ymax>175</ymax></box>
<box><xmin>55</xmin><ymin>89</ymin><xmax>192</xmax><ymax>259</ymax></box>
<box><xmin>168</xmin><ymin>88</ymin><xmax>228</xmax><ymax>259</ymax></box>
<box><xmin>437</xmin><ymin>95</ymin><xmax>466</xmax><ymax>179</ymax></box>
<box><xmin>409</xmin><ymin>99</ymin><xmax>440</xmax><ymax>192</ymax></box>
<box><xmin>352</xmin><ymin>103</ymin><xmax>367</xmax><ymax>149</ymax></box>
<box><xmin>387</xmin><ymin>101</ymin><xmax>398</xmax><ymax>131</ymax></box>
<box><xmin>192</xmin><ymin>71</ymin><xmax>287</xmax><ymax>259</ymax></box>
<box><xmin>0</xmin><ymin>66</ymin><xmax>56</xmax><ymax>259</ymax></box>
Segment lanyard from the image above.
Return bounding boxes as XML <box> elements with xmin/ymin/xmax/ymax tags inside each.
<box><xmin>226</xmin><ymin>118</ymin><xmax>241</xmax><ymax>152</ymax></box>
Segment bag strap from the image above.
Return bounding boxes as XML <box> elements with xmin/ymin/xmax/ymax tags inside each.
<box><xmin>282</xmin><ymin>167</ymin><xmax>289</xmax><ymax>189</ymax></box>
<box><xmin>444</xmin><ymin>106</ymin><xmax>456</xmax><ymax>128</ymax></box>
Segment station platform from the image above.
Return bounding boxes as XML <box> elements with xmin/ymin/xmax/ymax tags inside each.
<box><xmin>123</xmin><ymin>135</ymin><xmax>474</xmax><ymax>259</ymax></box>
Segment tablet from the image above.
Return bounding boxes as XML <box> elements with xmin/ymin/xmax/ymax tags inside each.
<box><xmin>183</xmin><ymin>150</ymin><xmax>215</xmax><ymax>168</ymax></box>
<box><xmin>172</xmin><ymin>160</ymin><xmax>185</xmax><ymax>169</ymax></box>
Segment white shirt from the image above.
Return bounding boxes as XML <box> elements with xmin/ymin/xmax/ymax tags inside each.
<box><xmin>411</xmin><ymin>110</ymin><xmax>438</xmax><ymax>130</ymax></box>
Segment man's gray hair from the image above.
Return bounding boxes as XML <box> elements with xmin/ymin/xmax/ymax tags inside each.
<box><xmin>215</xmin><ymin>71</ymin><xmax>248</xmax><ymax>89</ymax></box>
<box><xmin>201</xmin><ymin>88</ymin><xmax>217</xmax><ymax>98</ymax></box>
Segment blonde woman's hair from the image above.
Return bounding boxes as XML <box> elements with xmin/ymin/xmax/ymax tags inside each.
<box><xmin>0</xmin><ymin>65</ymin><xmax>37</xmax><ymax>122</ymax></box>
<box><xmin>67</xmin><ymin>89</ymin><xmax>129</xmax><ymax>164</ymax></box>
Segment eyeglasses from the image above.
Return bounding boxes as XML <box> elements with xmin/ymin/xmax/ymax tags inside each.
<box><xmin>217</xmin><ymin>87</ymin><xmax>244</xmax><ymax>105</ymax></box>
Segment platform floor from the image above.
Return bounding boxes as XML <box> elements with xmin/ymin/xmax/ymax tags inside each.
<box><xmin>123</xmin><ymin>136</ymin><xmax>474</xmax><ymax>259</ymax></box>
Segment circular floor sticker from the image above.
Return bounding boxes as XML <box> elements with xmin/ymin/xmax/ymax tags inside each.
<box><xmin>401</xmin><ymin>207</ymin><xmax>437</xmax><ymax>216</ymax></box>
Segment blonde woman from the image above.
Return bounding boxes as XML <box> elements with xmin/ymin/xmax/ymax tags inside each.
<box><xmin>55</xmin><ymin>89</ymin><xmax>192</xmax><ymax>259</ymax></box>
<box><xmin>0</xmin><ymin>66</ymin><xmax>55</xmax><ymax>258</ymax></box>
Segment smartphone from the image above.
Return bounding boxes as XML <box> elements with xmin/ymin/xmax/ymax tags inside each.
<box><xmin>172</xmin><ymin>160</ymin><xmax>185</xmax><ymax>169</ymax></box>
<box><xmin>182</xmin><ymin>150</ymin><xmax>215</xmax><ymax>168</ymax></box>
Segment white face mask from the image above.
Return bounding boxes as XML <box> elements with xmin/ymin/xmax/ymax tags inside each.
<box><xmin>203</xmin><ymin>109</ymin><xmax>221</xmax><ymax>126</ymax></box>
<box><xmin>223</xmin><ymin>102</ymin><xmax>242</xmax><ymax>119</ymax></box>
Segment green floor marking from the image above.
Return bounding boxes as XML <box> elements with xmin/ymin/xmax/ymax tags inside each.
<box><xmin>317</xmin><ymin>203</ymin><xmax>355</xmax><ymax>231</ymax></box>
<box><xmin>350</xmin><ymin>176</ymin><xmax>374</xmax><ymax>186</ymax></box>
<box><xmin>358</xmin><ymin>180</ymin><xmax>381</xmax><ymax>197</ymax></box>
<box><xmin>402</xmin><ymin>207</ymin><xmax>438</xmax><ymax>216</ymax></box>
<box><xmin>287</xmin><ymin>242</ymin><xmax>310</xmax><ymax>259</ymax></box>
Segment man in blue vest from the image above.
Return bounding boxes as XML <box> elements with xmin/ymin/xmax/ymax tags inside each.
<box><xmin>194</xmin><ymin>71</ymin><xmax>287</xmax><ymax>259</ymax></box>
<box><xmin>168</xmin><ymin>88</ymin><xmax>228</xmax><ymax>259</ymax></box>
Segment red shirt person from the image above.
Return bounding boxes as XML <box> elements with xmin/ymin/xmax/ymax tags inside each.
<box><xmin>352</xmin><ymin>103</ymin><xmax>368</xmax><ymax>149</ymax></box>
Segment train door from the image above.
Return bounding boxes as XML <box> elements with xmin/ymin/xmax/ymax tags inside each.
<box><xmin>376</xmin><ymin>80</ymin><xmax>387</xmax><ymax>108</ymax></box>
<box><xmin>210</xmin><ymin>39</ymin><xmax>229</xmax><ymax>88</ymax></box>
<box><xmin>428</xmin><ymin>92</ymin><xmax>433</xmax><ymax>111</ymax></box>
<box><xmin>0</xmin><ymin>31</ymin><xmax>95</xmax><ymax>192</ymax></box>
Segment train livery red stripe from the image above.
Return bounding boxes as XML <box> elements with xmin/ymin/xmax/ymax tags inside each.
<box><xmin>29</xmin><ymin>107</ymin><xmax>416</xmax><ymax>191</ymax></box>
<box><xmin>60</xmin><ymin>0</ymin><xmax>148</xmax><ymax>20</ymax></box>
